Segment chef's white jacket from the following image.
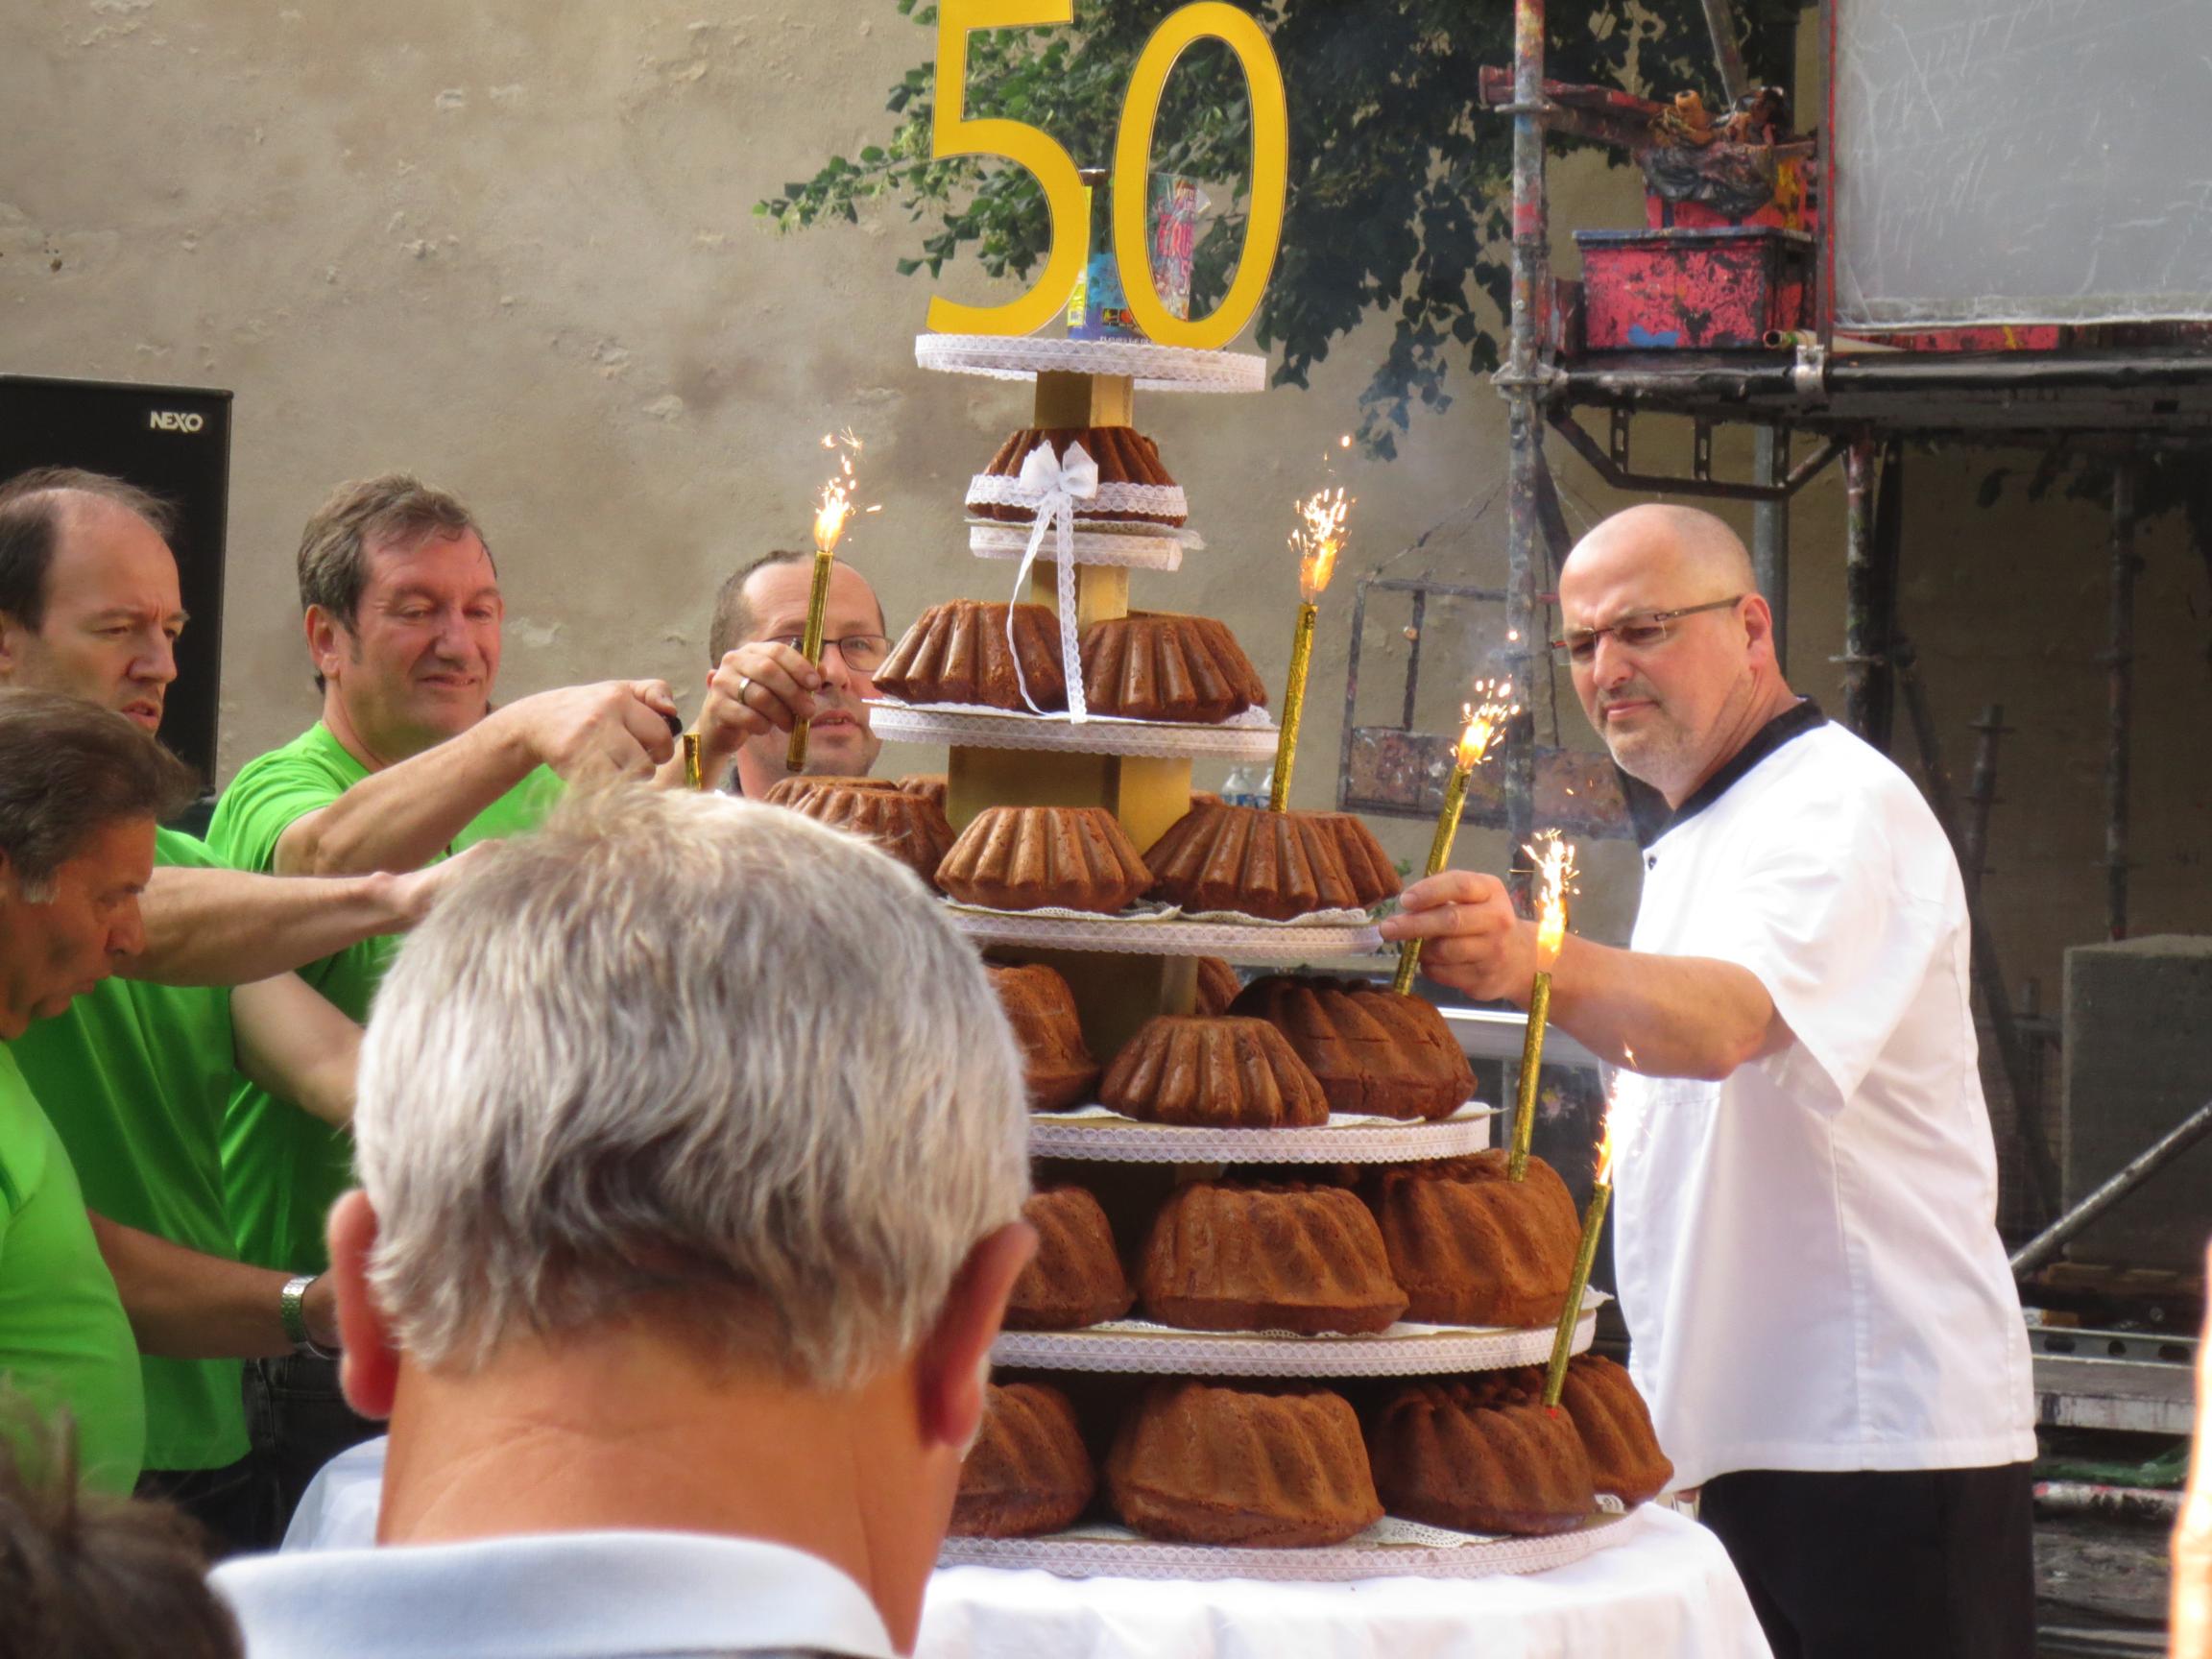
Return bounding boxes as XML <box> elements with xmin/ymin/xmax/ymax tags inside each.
<box><xmin>1611</xmin><ymin>709</ymin><xmax>2037</xmax><ymax>1490</ymax></box>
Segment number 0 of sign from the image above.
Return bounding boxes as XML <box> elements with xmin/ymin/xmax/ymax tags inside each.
<box><xmin>926</xmin><ymin>1</ymin><xmax>1289</xmax><ymax>349</ymax></box>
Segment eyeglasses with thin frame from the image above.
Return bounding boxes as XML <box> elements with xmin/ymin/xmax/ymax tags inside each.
<box><xmin>768</xmin><ymin>634</ymin><xmax>894</xmax><ymax>674</ymax></box>
<box><xmin>1549</xmin><ymin>595</ymin><xmax>1745</xmax><ymax>666</ymax></box>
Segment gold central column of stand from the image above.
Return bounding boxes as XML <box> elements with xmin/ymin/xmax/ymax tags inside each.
<box><xmin>947</xmin><ymin>368</ymin><xmax>1199</xmax><ymax>1059</ymax></box>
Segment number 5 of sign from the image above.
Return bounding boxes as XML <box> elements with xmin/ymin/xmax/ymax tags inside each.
<box><xmin>926</xmin><ymin>0</ymin><xmax>1289</xmax><ymax>350</ymax></box>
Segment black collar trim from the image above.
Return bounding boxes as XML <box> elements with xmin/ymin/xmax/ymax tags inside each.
<box><xmin>1637</xmin><ymin>698</ymin><xmax>1827</xmax><ymax>847</ymax></box>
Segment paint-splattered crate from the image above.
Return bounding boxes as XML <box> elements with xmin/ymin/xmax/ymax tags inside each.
<box><xmin>1574</xmin><ymin>226</ymin><xmax>1811</xmax><ymax>350</ymax></box>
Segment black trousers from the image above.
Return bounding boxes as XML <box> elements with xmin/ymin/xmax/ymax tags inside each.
<box><xmin>243</xmin><ymin>1354</ymin><xmax>382</xmax><ymax>1539</ymax></box>
<box><xmin>135</xmin><ymin>1455</ymin><xmax>277</xmax><ymax>1558</ymax></box>
<box><xmin>1699</xmin><ymin>1462</ymin><xmax>2036</xmax><ymax>1659</ymax></box>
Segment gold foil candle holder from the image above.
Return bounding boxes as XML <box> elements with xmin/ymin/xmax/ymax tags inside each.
<box><xmin>1507</xmin><ymin>830</ymin><xmax>1575</xmax><ymax>1182</ymax></box>
<box><xmin>786</xmin><ymin>431</ymin><xmax>867</xmax><ymax>772</ymax></box>
<box><xmin>1269</xmin><ymin>480</ymin><xmax>1346</xmax><ymax>810</ymax></box>
<box><xmin>1389</xmin><ymin>681</ymin><xmax>1515</xmax><ymax>996</ymax></box>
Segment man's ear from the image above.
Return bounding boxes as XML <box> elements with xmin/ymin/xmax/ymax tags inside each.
<box><xmin>913</xmin><ymin>1220</ymin><xmax>1036</xmax><ymax>1455</ymax></box>
<box><xmin>303</xmin><ymin>604</ymin><xmax>345</xmax><ymax>684</ymax></box>
<box><xmin>325</xmin><ymin>1189</ymin><xmax>402</xmax><ymax>1420</ymax></box>
<box><xmin>0</xmin><ymin>609</ymin><xmax>27</xmax><ymax>680</ymax></box>
<box><xmin>1741</xmin><ymin>592</ymin><xmax>1780</xmax><ymax>665</ymax></box>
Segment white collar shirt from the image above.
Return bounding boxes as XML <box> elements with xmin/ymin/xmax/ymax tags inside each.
<box><xmin>1611</xmin><ymin>710</ymin><xmax>2035</xmax><ymax>1490</ymax></box>
<box><xmin>211</xmin><ymin>1528</ymin><xmax>899</xmax><ymax>1659</ymax></box>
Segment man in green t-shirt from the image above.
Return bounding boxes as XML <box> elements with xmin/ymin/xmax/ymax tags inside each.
<box><xmin>0</xmin><ymin>469</ymin><xmax>476</xmax><ymax>1549</ymax></box>
<box><xmin>210</xmin><ymin>471</ymin><xmax>691</xmax><ymax>1520</ymax></box>
<box><xmin>0</xmin><ymin>689</ymin><xmax>350</xmax><ymax>1502</ymax></box>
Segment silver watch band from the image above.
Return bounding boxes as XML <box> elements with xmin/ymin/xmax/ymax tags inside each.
<box><xmin>279</xmin><ymin>1273</ymin><xmax>337</xmax><ymax>1360</ymax></box>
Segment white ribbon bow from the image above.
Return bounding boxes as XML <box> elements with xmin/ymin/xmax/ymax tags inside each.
<box><xmin>1006</xmin><ymin>439</ymin><xmax>1097</xmax><ymax>722</ymax></box>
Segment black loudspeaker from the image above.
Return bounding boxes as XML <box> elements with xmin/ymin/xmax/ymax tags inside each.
<box><xmin>0</xmin><ymin>375</ymin><xmax>234</xmax><ymax>787</ymax></box>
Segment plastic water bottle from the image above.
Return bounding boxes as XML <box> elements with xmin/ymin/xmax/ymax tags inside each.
<box><xmin>1221</xmin><ymin>764</ymin><xmax>1268</xmax><ymax>809</ymax></box>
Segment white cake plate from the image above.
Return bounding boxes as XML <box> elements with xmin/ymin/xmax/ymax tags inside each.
<box><xmin>1027</xmin><ymin>1104</ymin><xmax>1495</xmax><ymax>1165</ymax></box>
<box><xmin>993</xmin><ymin>1299</ymin><xmax>1600</xmax><ymax>1380</ymax></box>
<box><xmin>917</xmin><ymin>333</ymin><xmax>1268</xmax><ymax>393</ymax></box>
<box><xmin>940</xmin><ymin>1507</ymin><xmax>1633</xmax><ymax>1582</ymax></box>
<box><xmin>969</xmin><ymin>519</ymin><xmax>1200</xmax><ymax>571</ymax></box>
<box><xmin>947</xmin><ymin>906</ymin><xmax>1384</xmax><ymax>965</ymax></box>
<box><xmin>872</xmin><ymin>699</ymin><xmax>1280</xmax><ymax>762</ymax></box>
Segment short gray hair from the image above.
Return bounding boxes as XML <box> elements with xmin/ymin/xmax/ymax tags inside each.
<box><xmin>354</xmin><ymin>784</ymin><xmax>1030</xmax><ymax>1386</ymax></box>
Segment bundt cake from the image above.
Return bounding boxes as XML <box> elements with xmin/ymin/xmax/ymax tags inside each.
<box><xmin>1143</xmin><ymin>804</ymin><xmax>1363</xmax><ymax>921</ymax></box>
<box><xmin>1307</xmin><ymin>812</ymin><xmax>1404</xmax><ymax>907</ymax></box>
<box><xmin>936</xmin><ymin>806</ymin><xmax>1151</xmax><ymax>914</ymax></box>
<box><xmin>897</xmin><ymin>773</ymin><xmax>949</xmax><ymax>812</ymax></box>
<box><xmin>1192</xmin><ymin>955</ymin><xmax>1242</xmax><ymax>1017</ymax></box>
<box><xmin>760</xmin><ymin>777</ymin><xmax>954</xmax><ymax>882</ymax></box>
<box><xmin>1558</xmin><ymin>1355</ymin><xmax>1673</xmax><ymax>1504</ymax></box>
<box><xmin>1006</xmin><ymin>1186</ymin><xmax>1133</xmax><ymax>1330</ymax></box>
<box><xmin>1079</xmin><ymin>613</ymin><xmax>1268</xmax><ymax>725</ymax></box>
<box><xmin>758</xmin><ymin>775</ymin><xmax>901</xmax><ymax>806</ymax></box>
<box><xmin>984</xmin><ymin>962</ymin><xmax>1099</xmax><ymax>1112</ymax></box>
<box><xmin>970</xmin><ymin>427</ymin><xmax>1188</xmax><ymax>528</ymax></box>
<box><xmin>1097</xmin><ymin>1016</ymin><xmax>1329</xmax><ymax>1129</ymax></box>
<box><xmin>874</xmin><ymin>599</ymin><xmax>1068</xmax><ymax>711</ymax></box>
<box><xmin>951</xmin><ymin>1382</ymin><xmax>1096</xmax><ymax>1538</ymax></box>
<box><xmin>1362</xmin><ymin>1150</ymin><xmax>1581</xmax><ymax>1328</ymax></box>
<box><xmin>1229</xmin><ymin>976</ymin><xmax>1474</xmax><ymax>1121</ymax></box>
<box><xmin>1138</xmin><ymin>1180</ymin><xmax>1407</xmax><ymax>1335</ymax></box>
<box><xmin>1105</xmin><ymin>1380</ymin><xmax>1382</xmax><ymax>1547</ymax></box>
<box><xmin>1366</xmin><ymin>1371</ymin><xmax>1597</xmax><ymax>1536</ymax></box>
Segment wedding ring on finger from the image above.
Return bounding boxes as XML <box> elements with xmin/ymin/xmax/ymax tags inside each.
<box><xmin>734</xmin><ymin>674</ymin><xmax>754</xmax><ymax>700</ymax></box>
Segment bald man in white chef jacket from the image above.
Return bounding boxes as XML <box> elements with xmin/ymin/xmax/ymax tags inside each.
<box><xmin>1382</xmin><ymin>504</ymin><xmax>2035</xmax><ymax>1659</ymax></box>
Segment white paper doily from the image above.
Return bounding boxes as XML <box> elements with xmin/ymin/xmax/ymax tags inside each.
<box><xmin>993</xmin><ymin>1301</ymin><xmax>1599</xmax><ymax>1379</ymax></box>
<box><xmin>917</xmin><ymin>333</ymin><xmax>1269</xmax><ymax>393</ymax></box>
<box><xmin>1026</xmin><ymin>1104</ymin><xmax>1495</xmax><ymax>1165</ymax></box>
<box><xmin>939</xmin><ymin>1507</ymin><xmax>1632</xmax><ymax>1582</ymax></box>
<box><xmin>968</xmin><ymin>473</ymin><xmax>1190</xmax><ymax>525</ymax></box>
<box><xmin>969</xmin><ymin>519</ymin><xmax>1200</xmax><ymax>571</ymax></box>
<box><xmin>947</xmin><ymin>906</ymin><xmax>1385</xmax><ymax>964</ymax></box>
<box><xmin>874</xmin><ymin>699</ymin><xmax>1281</xmax><ymax>760</ymax></box>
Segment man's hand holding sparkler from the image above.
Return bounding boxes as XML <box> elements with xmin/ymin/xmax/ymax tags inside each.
<box><xmin>694</xmin><ymin>640</ymin><xmax>828</xmax><ymax>770</ymax></box>
<box><xmin>1381</xmin><ymin>870</ymin><xmax>1536</xmax><ymax>1001</ymax></box>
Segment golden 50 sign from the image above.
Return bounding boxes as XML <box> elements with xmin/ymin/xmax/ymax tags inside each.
<box><xmin>926</xmin><ymin>0</ymin><xmax>1289</xmax><ymax>349</ymax></box>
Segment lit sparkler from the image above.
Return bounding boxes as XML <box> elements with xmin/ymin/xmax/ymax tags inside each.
<box><xmin>1545</xmin><ymin>1050</ymin><xmax>1639</xmax><ymax>1408</ymax></box>
<box><xmin>1509</xmin><ymin>830</ymin><xmax>1577</xmax><ymax>1180</ymax></box>
<box><xmin>1389</xmin><ymin>679</ymin><xmax>1518</xmax><ymax>995</ymax></box>
<box><xmin>1269</xmin><ymin>473</ymin><xmax>1353</xmax><ymax>810</ymax></box>
<box><xmin>786</xmin><ymin>430</ymin><xmax>871</xmax><ymax>771</ymax></box>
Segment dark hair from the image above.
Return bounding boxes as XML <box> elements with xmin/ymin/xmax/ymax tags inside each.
<box><xmin>0</xmin><ymin>690</ymin><xmax>199</xmax><ymax>900</ymax></box>
<box><xmin>707</xmin><ymin>551</ymin><xmax>882</xmax><ymax>665</ymax></box>
<box><xmin>0</xmin><ymin>469</ymin><xmax>177</xmax><ymax>633</ymax></box>
<box><xmin>0</xmin><ymin>1405</ymin><xmax>242</xmax><ymax>1659</ymax></box>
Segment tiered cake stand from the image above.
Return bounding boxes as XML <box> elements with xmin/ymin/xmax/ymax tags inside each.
<box><xmin>907</xmin><ymin>332</ymin><xmax>1629</xmax><ymax>1581</ymax></box>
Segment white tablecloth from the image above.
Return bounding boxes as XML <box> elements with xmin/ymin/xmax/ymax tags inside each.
<box><xmin>291</xmin><ymin>1437</ymin><xmax>1771</xmax><ymax>1659</ymax></box>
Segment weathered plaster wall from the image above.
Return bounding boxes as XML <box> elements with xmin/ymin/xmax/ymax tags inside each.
<box><xmin>3</xmin><ymin>0</ymin><xmax>2205</xmax><ymax>998</ymax></box>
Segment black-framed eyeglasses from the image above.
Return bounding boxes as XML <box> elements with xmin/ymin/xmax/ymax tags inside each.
<box><xmin>1549</xmin><ymin>596</ymin><xmax>1745</xmax><ymax>666</ymax></box>
<box><xmin>768</xmin><ymin>634</ymin><xmax>894</xmax><ymax>673</ymax></box>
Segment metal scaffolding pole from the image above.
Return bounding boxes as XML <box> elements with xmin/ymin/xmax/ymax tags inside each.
<box><xmin>1839</xmin><ymin>438</ymin><xmax>1879</xmax><ymax>735</ymax></box>
<box><xmin>1751</xmin><ymin>428</ymin><xmax>1791</xmax><ymax>674</ymax></box>
<box><xmin>1500</xmin><ymin>0</ymin><xmax>1549</xmax><ymax>897</ymax></box>
<box><xmin>1700</xmin><ymin>0</ymin><xmax>1751</xmax><ymax>104</ymax></box>
<box><xmin>2105</xmin><ymin>460</ymin><xmax>2140</xmax><ymax>940</ymax></box>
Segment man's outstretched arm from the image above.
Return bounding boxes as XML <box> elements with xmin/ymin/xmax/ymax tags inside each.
<box><xmin>126</xmin><ymin>857</ymin><xmax>466</xmax><ymax>987</ymax></box>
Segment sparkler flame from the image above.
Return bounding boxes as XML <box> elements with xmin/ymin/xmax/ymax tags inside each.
<box><xmin>1289</xmin><ymin>486</ymin><xmax>1351</xmax><ymax>602</ymax></box>
<box><xmin>812</xmin><ymin>430</ymin><xmax>866</xmax><ymax>554</ymax></box>
<box><xmin>1455</xmin><ymin>677</ymin><xmax>1518</xmax><ymax>770</ymax></box>
<box><xmin>1595</xmin><ymin>1046</ymin><xmax>1640</xmax><ymax>1185</ymax></box>
<box><xmin>1527</xmin><ymin>829</ymin><xmax>1577</xmax><ymax>969</ymax></box>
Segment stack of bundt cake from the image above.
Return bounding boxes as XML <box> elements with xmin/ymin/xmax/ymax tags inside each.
<box><xmin>1191</xmin><ymin>955</ymin><xmax>1242</xmax><ymax>1017</ymax></box>
<box><xmin>1079</xmin><ymin>613</ymin><xmax>1268</xmax><ymax>725</ymax></box>
<box><xmin>1142</xmin><ymin>803</ymin><xmax>1370</xmax><ymax>921</ymax></box>
<box><xmin>1366</xmin><ymin>1371</ymin><xmax>1598</xmax><ymax>1536</ymax></box>
<box><xmin>1556</xmin><ymin>1355</ymin><xmax>1673</xmax><ymax>1504</ymax></box>
<box><xmin>1230</xmin><ymin>975</ymin><xmax>1474</xmax><ymax>1120</ymax></box>
<box><xmin>937</xmin><ymin>805</ymin><xmax>1151</xmax><ymax>913</ymax></box>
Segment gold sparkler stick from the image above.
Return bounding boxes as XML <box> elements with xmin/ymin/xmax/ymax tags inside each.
<box><xmin>786</xmin><ymin>432</ymin><xmax>863</xmax><ymax>772</ymax></box>
<box><xmin>1544</xmin><ymin>1178</ymin><xmax>1610</xmax><ymax>1408</ymax></box>
<box><xmin>1269</xmin><ymin>483</ymin><xmax>1348</xmax><ymax>809</ymax></box>
<box><xmin>682</xmin><ymin>732</ymin><xmax>703</xmax><ymax>790</ymax></box>
<box><xmin>1390</xmin><ymin>681</ymin><xmax>1516</xmax><ymax>996</ymax></box>
<box><xmin>1508</xmin><ymin>830</ymin><xmax>1577</xmax><ymax>1181</ymax></box>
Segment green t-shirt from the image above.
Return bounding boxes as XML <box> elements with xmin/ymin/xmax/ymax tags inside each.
<box><xmin>10</xmin><ymin>830</ymin><xmax>247</xmax><ymax>1475</ymax></box>
<box><xmin>0</xmin><ymin>1047</ymin><xmax>145</xmax><ymax>1496</ymax></box>
<box><xmin>207</xmin><ymin>721</ymin><xmax>559</xmax><ymax>1272</ymax></box>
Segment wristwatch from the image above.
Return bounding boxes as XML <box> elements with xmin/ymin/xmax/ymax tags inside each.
<box><xmin>279</xmin><ymin>1273</ymin><xmax>338</xmax><ymax>1360</ymax></box>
